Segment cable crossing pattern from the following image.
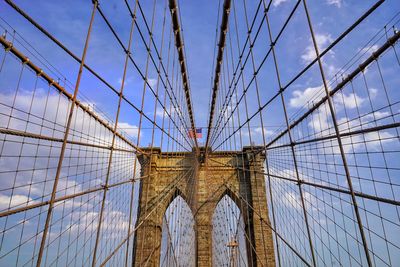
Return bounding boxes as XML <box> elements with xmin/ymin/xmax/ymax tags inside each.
<box><xmin>0</xmin><ymin>0</ymin><xmax>399</xmax><ymax>266</ymax></box>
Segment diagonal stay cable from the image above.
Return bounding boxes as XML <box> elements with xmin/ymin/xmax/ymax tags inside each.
<box><xmin>211</xmin><ymin>0</ymin><xmax>385</xmax><ymax>150</ymax></box>
<box><xmin>96</xmin><ymin>2</ymin><xmax>194</xmax><ymax>149</ymax></box>
<box><xmin>4</xmin><ymin>0</ymin><xmax>192</xmax><ymax>152</ymax></box>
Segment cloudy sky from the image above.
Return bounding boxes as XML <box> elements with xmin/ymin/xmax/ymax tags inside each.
<box><xmin>0</xmin><ymin>0</ymin><xmax>400</xmax><ymax>266</ymax></box>
<box><xmin>1</xmin><ymin>0</ymin><xmax>399</xmax><ymax>148</ymax></box>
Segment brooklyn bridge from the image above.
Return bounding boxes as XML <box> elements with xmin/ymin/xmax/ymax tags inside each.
<box><xmin>0</xmin><ymin>0</ymin><xmax>399</xmax><ymax>266</ymax></box>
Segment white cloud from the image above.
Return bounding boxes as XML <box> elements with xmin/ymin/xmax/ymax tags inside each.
<box><xmin>268</xmin><ymin>168</ymin><xmax>332</xmax><ymax>213</ymax></box>
<box><xmin>56</xmin><ymin>179</ymin><xmax>84</xmax><ymax>196</ymax></box>
<box><xmin>302</xmin><ymin>47</ymin><xmax>315</xmax><ymax>63</ymax></box>
<box><xmin>155</xmin><ymin>106</ymin><xmax>175</xmax><ymax>118</ymax></box>
<box><xmin>289</xmin><ymin>85</ymin><xmax>388</xmax><ymax>153</ymax></box>
<box><xmin>289</xmin><ymin>83</ymin><xmax>367</xmax><ymax>111</ymax></box>
<box><xmin>117</xmin><ymin>122</ymin><xmax>139</xmax><ymax>137</ymax></box>
<box><xmin>155</xmin><ymin>107</ymin><xmax>166</xmax><ymax>118</ymax></box>
<box><xmin>273</xmin><ymin>0</ymin><xmax>290</xmax><ymax>7</ymax></box>
<box><xmin>18</xmin><ymin>219</ymin><xmax>31</xmax><ymax>225</ymax></box>
<box><xmin>369</xmin><ymin>88</ymin><xmax>378</xmax><ymax>98</ymax></box>
<box><xmin>282</xmin><ymin>191</ymin><xmax>302</xmax><ymax>210</ymax></box>
<box><xmin>338</xmin><ymin>111</ymin><xmax>391</xmax><ymax>133</ymax></box>
<box><xmin>324</xmin><ymin>63</ymin><xmax>339</xmax><ymax>78</ymax></box>
<box><xmin>341</xmin><ymin>131</ymin><xmax>395</xmax><ymax>153</ymax></box>
<box><xmin>245</xmin><ymin>127</ymin><xmax>275</xmax><ymax>145</ymax></box>
<box><xmin>307</xmin><ymin>92</ymin><xmax>365</xmax><ymax>135</ymax></box>
<box><xmin>152</xmin><ymin>105</ymin><xmax>180</xmax><ymax>121</ymax></box>
<box><xmin>359</xmin><ymin>45</ymin><xmax>379</xmax><ymax>56</ymax></box>
<box><xmin>54</xmin><ymin>199</ymin><xmax>93</xmax><ymax>211</ymax></box>
<box><xmin>0</xmin><ymin>87</ymin><xmax>139</xmax><ymax>140</ymax></box>
<box><xmin>364</xmin><ymin>131</ymin><xmax>394</xmax><ymax>148</ymax></box>
<box><xmin>0</xmin><ymin>89</ymin><xmax>136</xmax><ymax>200</ymax></box>
<box><xmin>308</xmin><ymin>107</ymin><xmax>331</xmax><ymax>134</ymax></box>
<box><xmin>0</xmin><ymin>194</ymin><xmax>34</xmax><ymax>210</ymax></box>
<box><xmin>147</xmin><ymin>78</ymin><xmax>158</xmax><ymax>88</ymax></box>
<box><xmin>364</xmin><ymin>110</ymin><xmax>389</xmax><ymax>121</ymax></box>
<box><xmin>117</xmin><ymin>76</ymin><xmax>136</xmax><ymax>87</ymax></box>
<box><xmin>328</xmin><ymin>110</ymin><xmax>395</xmax><ymax>153</ymax></box>
<box><xmin>253</xmin><ymin>127</ymin><xmax>275</xmax><ymax>137</ymax></box>
<box><xmin>289</xmin><ymin>86</ymin><xmax>324</xmax><ymax>108</ymax></box>
<box><xmin>334</xmin><ymin>92</ymin><xmax>366</xmax><ymax>109</ymax></box>
<box><xmin>302</xmin><ymin>33</ymin><xmax>333</xmax><ymax>63</ymax></box>
<box><xmin>68</xmin><ymin>209</ymin><xmax>130</xmax><ymax>240</ymax></box>
<box><xmin>0</xmin><ymin>89</ymin><xmax>68</xmax><ymax>134</ymax></box>
<box><xmin>315</xmin><ymin>34</ymin><xmax>334</xmax><ymax>49</ymax></box>
<box><xmin>327</xmin><ymin>0</ymin><xmax>342</xmax><ymax>8</ymax></box>
<box><xmin>0</xmin><ymin>89</ymin><xmax>116</xmax><ymax>144</ymax></box>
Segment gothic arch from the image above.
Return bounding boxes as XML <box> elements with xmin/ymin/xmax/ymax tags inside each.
<box><xmin>134</xmin><ymin>147</ymin><xmax>275</xmax><ymax>266</ymax></box>
<box><xmin>161</xmin><ymin>187</ymin><xmax>195</xmax><ymax>218</ymax></box>
<box><xmin>211</xmin><ymin>191</ymin><xmax>249</xmax><ymax>266</ymax></box>
<box><xmin>159</xmin><ymin>194</ymin><xmax>196</xmax><ymax>266</ymax></box>
<box><xmin>214</xmin><ymin>188</ymin><xmax>246</xmax><ymax>217</ymax></box>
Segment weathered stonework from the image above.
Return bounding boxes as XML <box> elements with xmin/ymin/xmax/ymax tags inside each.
<box><xmin>132</xmin><ymin>147</ymin><xmax>275</xmax><ymax>266</ymax></box>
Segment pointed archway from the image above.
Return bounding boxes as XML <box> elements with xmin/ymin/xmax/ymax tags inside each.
<box><xmin>159</xmin><ymin>195</ymin><xmax>195</xmax><ymax>267</ymax></box>
<box><xmin>212</xmin><ymin>194</ymin><xmax>249</xmax><ymax>266</ymax></box>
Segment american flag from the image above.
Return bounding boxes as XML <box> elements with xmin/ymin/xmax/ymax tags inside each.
<box><xmin>188</xmin><ymin>128</ymin><xmax>202</xmax><ymax>138</ymax></box>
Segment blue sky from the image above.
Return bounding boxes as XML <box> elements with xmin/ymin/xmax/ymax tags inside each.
<box><xmin>0</xmin><ymin>0</ymin><xmax>399</xmax><ymax>146</ymax></box>
<box><xmin>0</xmin><ymin>0</ymin><xmax>400</xmax><ymax>266</ymax></box>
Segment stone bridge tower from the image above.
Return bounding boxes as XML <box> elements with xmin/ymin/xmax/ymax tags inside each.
<box><xmin>132</xmin><ymin>147</ymin><xmax>275</xmax><ymax>266</ymax></box>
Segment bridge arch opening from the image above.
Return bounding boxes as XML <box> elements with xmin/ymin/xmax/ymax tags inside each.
<box><xmin>159</xmin><ymin>195</ymin><xmax>195</xmax><ymax>267</ymax></box>
<box><xmin>212</xmin><ymin>193</ymin><xmax>248</xmax><ymax>266</ymax></box>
